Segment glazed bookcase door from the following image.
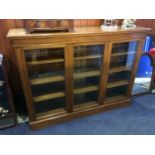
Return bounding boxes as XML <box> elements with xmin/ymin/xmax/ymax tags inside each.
<box><xmin>23</xmin><ymin>47</ymin><xmax>67</xmax><ymax>117</ymax></box>
<box><xmin>0</xmin><ymin>74</ymin><xmax>14</xmax><ymax>128</ymax></box>
<box><xmin>72</xmin><ymin>44</ymin><xmax>105</xmax><ymax>109</ymax></box>
<box><xmin>105</xmin><ymin>41</ymin><xmax>139</xmax><ymax>100</ymax></box>
<box><xmin>0</xmin><ymin>81</ymin><xmax>11</xmax><ymax>116</ymax></box>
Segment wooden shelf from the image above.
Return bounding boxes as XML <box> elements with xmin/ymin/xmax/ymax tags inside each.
<box><xmin>107</xmin><ymin>80</ymin><xmax>129</xmax><ymax>88</ymax></box>
<box><xmin>74</xmin><ymin>55</ymin><xmax>102</xmax><ymax>61</ymax></box>
<box><xmin>109</xmin><ymin>66</ymin><xmax>131</xmax><ymax>74</ymax></box>
<box><xmin>111</xmin><ymin>51</ymin><xmax>135</xmax><ymax>57</ymax></box>
<box><xmin>74</xmin><ymin>70</ymin><xmax>100</xmax><ymax>79</ymax></box>
<box><xmin>105</xmin><ymin>95</ymin><xmax>126</xmax><ymax>101</ymax></box>
<box><xmin>30</xmin><ymin>75</ymin><xmax>64</xmax><ymax>85</ymax></box>
<box><xmin>33</xmin><ymin>91</ymin><xmax>65</xmax><ymax>103</ymax></box>
<box><xmin>74</xmin><ymin>85</ymin><xmax>98</xmax><ymax>95</ymax></box>
<box><xmin>74</xmin><ymin>102</ymin><xmax>98</xmax><ymax>111</ymax></box>
<box><xmin>27</xmin><ymin>58</ymin><xmax>64</xmax><ymax>65</ymax></box>
<box><xmin>36</xmin><ymin>108</ymin><xmax>66</xmax><ymax>120</ymax></box>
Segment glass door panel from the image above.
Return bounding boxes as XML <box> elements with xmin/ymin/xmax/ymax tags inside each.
<box><xmin>106</xmin><ymin>41</ymin><xmax>139</xmax><ymax>100</ymax></box>
<box><xmin>73</xmin><ymin>45</ymin><xmax>104</xmax><ymax>108</ymax></box>
<box><xmin>0</xmin><ymin>69</ymin><xmax>11</xmax><ymax>117</ymax></box>
<box><xmin>0</xmin><ymin>82</ymin><xmax>11</xmax><ymax>117</ymax></box>
<box><xmin>24</xmin><ymin>48</ymin><xmax>66</xmax><ymax>115</ymax></box>
<box><xmin>106</xmin><ymin>85</ymin><xmax>128</xmax><ymax>100</ymax></box>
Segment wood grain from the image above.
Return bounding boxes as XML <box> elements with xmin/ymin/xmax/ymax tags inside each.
<box><xmin>98</xmin><ymin>43</ymin><xmax>112</xmax><ymax>104</ymax></box>
<box><xmin>15</xmin><ymin>48</ymin><xmax>36</xmax><ymax>121</ymax></box>
<box><xmin>107</xmin><ymin>80</ymin><xmax>129</xmax><ymax>88</ymax></box>
<box><xmin>0</xmin><ymin>19</ymin><xmax>154</xmax><ymax>113</ymax></box>
<box><xmin>33</xmin><ymin>91</ymin><xmax>65</xmax><ymax>103</ymax></box>
<box><xmin>8</xmin><ymin>25</ymin><xmax>150</xmax><ymax>129</ymax></box>
<box><xmin>30</xmin><ymin>76</ymin><xmax>64</xmax><ymax>85</ymax></box>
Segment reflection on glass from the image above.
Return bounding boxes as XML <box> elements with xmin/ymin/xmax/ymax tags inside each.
<box><xmin>34</xmin><ymin>97</ymin><xmax>66</xmax><ymax>114</ymax></box>
<box><xmin>106</xmin><ymin>85</ymin><xmax>128</xmax><ymax>100</ymax></box>
<box><xmin>110</xmin><ymin>41</ymin><xmax>138</xmax><ymax>69</ymax></box>
<box><xmin>0</xmin><ymin>69</ymin><xmax>10</xmax><ymax>116</ymax></box>
<box><xmin>73</xmin><ymin>45</ymin><xmax>104</xmax><ymax>107</ymax></box>
<box><xmin>25</xmin><ymin>48</ymin><xmax>64</xmax><ymax>80</ymax></box>
<box><xmin>132</xmin><ymin>55</ymin><xmax>153</xmax><ymax>95</ymax></box>
<box><xmin>106</xmin><ymin>41</ymin><xmax>138</xmax><ymax>100</ymax></box>
<box><xmin>108</xmin><ymin>71</ymin><xmax>132</xmax><ymax>83</ymax></box>
<box><xmin>0</xmin><ymin>117</ymin><xmax>14</xmax><ymax>128</ymax></box>
<box><xmin>0</xmin><ymin>84</ymin><xmax>10</xmax><ymax>116</ymax></box>
<box><xmin>24</xmin><ymin>48</ymin><xmax>66</xmax><ymax>114</ymax></box>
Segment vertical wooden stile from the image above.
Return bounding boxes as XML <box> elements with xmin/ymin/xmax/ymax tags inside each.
<box><xmin>98</xmin><ymin>43</ymin><xmax>112</xmax><ymax>104</ymax></box>
<box><xmin>65</xmin><ymin>45</ymin><xmax>74</xmax><ymax>112</ymax></box>
<box><xmin>15</xmin><ymin>48</ymin><xmax>36</xmax><ymax>121</ymax></box>
<box><xmin>127</xmin><ymin>39</ymin><xmax>145</xmax><ymax>97</ymax></box>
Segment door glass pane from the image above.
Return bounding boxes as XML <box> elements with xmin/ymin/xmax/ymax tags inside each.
<box><xmin>25</xmin><ymin>48</ymin><xmax>64</xmax><ymax>80</ymax></box>
<box><xmin>0</xmin><ymin>69</ymin><xmax>11</xmax><ymax>117</ymax></box>
<box><xmin>24</xmin><ymin>48</ymin><xmax>66</xmax><ymax>115</ymax></box>
<box><xmin>132</xmin><ymin>55</ymin><xmax>153</xmax><ymax>95</ymax></box>
<box><xmin>0</xmin><ymin>84</ymin><xmax>11</xmax><ymax>115</ymax></box>
<box><xmin>73</xmin><ymin>45</ymin><xmax>104</xmax><ymax>108</ymax></box>
<box><xmin>106</xmin><ymin>85</ymin><xmax>128</xmax><ymax>100</ymax></box>
<box><xmin>0</xmin><ymin>117</ymin><xmax>14</xmax><ymax>129</ymax></box>
<box><xmin>106</xmin><ymin>41</ymin><xmax>139</xmax><ymax>100</ymax></box>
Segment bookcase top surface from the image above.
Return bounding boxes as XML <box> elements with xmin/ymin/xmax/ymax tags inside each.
<box><xmin>7</xmin><ymin>26</ymin><xmax>151</xmax><ymax>39</ymax></box>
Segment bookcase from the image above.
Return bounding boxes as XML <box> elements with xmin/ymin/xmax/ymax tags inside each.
<box><xmin>7</xmin><ymin>27</ymin><xmax>151</xmax><ymax>129</ymax></box>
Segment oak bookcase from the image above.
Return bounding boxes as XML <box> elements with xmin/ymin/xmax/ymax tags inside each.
<box><xmin>7</xmin><ymin>27</ymin><xmax>151</xmax><ymax>129</ymax></box>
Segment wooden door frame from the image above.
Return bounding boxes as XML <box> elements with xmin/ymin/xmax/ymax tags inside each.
<box><xmin>15</xmin><ymin>47</ymin><xmax>36</xmax><ymax>121</ymax></box>
<box><xmin>68</xmin><ymin>42</ymin><xmax>108</xmax><ymax>109</ymax></box>
<box><xmin>15</xmin><ymin>45</ymin><xmax>71</xmax><ymax>120</ymax></box>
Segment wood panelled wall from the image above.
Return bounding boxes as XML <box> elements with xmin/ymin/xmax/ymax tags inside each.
<box><xmin>74</xmin><ymin>19</ymin><xmax>102</xmax><ymax>27</ymax></box>
<box><xmin>0</xmin><ymin>19</ymin><xmax>154</xmax><ymax>95</ymax></box>
<box><xmin>136</xmin><ymin>19</ymin><xmax>155</xmax><ymax>39</ymax></box>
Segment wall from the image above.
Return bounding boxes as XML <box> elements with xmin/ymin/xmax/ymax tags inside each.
<box><xmin>0</xmin><ymin>19</ymin><xmax>154</xmax><ymax>96</ymax></box>
<box><xmin>136</xmin><ymin>19</ymin><xmax>155</xmax><ymax>39</ymax></box>
<box><xmin>74</xmin><ymin>19</ymin><xmax>102</xmax><ymax>27</ymax></box>
<box><xmin>0</xmin><ymin>20</ymin><xmax>23</xmax><ymax>92</ymax></box>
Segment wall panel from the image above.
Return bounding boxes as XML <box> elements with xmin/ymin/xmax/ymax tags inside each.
<box><xmin>136</xmin><ymin>19</ymin><xmax>155</xmax><ymax>39</ymax></box>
